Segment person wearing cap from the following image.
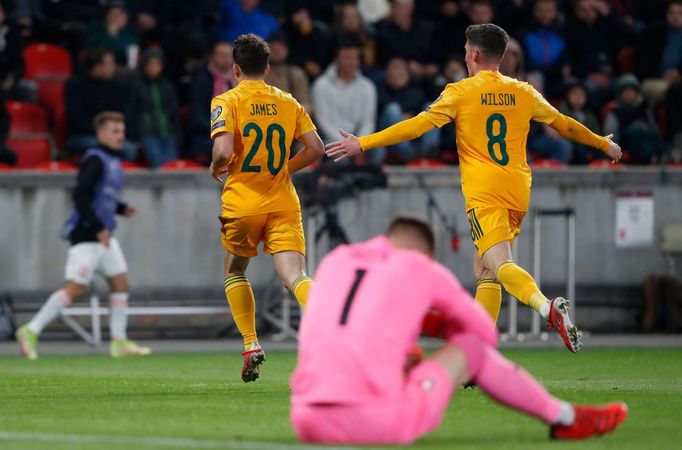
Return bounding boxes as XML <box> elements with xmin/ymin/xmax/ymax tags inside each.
<box><xmin>604</xmin><ymin>74</ymin><xmax>666</xmax><ymax>164</ymax></box>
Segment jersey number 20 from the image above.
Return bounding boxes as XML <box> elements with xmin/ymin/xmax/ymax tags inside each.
<box><xmin>242</xmin><ymin>122</ymin><xmax>287</xmax><ymax>175</ymax></box>
<box><xmin>486</xmin><ymin>113</ymin><xmax>509</xmax><ymax>166</ymax></box>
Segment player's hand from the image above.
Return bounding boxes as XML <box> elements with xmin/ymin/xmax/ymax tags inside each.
<box><xmin>325</xmin><ymin>129</ymin><xmax>362</xmax><ymax>163</ymax></box>
<box><xmin>209</xmin><ymin>162</ymin><xmax>228</xmax><ymax>184</ymax></box>
<box><xmin>124</xmin><ymin>206</ymin><xmax>136</xmax><ymax>218</ymax></box>
<box><xmin>604</xmin><ymin>134</ymin><xmax>622</xmax><ymax>163</ymax></box>
<box><xmin>97</xmin><ymin>229</ymin><xmax>111</xmax><ymax>247</ymax></box>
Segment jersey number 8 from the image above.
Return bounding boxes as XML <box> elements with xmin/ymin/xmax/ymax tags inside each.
<box><xmin>242</xmin><ymin>122</ymin><xmax>287</xmax><ymax>175</ymax></box>
<box><xmin>486</xmin><ymin>113</ymin><xmax>509</xmax><ymax>166</ymax></box>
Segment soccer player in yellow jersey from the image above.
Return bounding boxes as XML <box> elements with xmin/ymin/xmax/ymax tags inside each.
<box><xmin>326</xmin><ymin>24</ymin><xmax>623</xmax><ymax>353</ymax></box>
<box><xmin>209</xmin><ymin>34</ymin><xmax>324</xmax><ymax>382</ymax></box>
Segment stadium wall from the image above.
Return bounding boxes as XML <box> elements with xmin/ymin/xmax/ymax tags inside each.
<box><xmin>1</xmin><ymin>169</ymin><xmax>680</xmax><ymax>316</ymax></box>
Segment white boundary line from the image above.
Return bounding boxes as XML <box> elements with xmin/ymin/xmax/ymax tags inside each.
<box><xmin>0</xmin><ymin>431</ymin><xmax>364</xmax><ymax>450</ymax></box>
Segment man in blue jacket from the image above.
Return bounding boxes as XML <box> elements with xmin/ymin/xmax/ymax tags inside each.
<box><xmin>16</xmin><ymin>112</ymin><xmax>151</xmax><ymax>359</ymax></box>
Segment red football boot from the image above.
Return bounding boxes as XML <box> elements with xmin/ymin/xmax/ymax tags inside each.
<box><xmin>551</xmin><ymin>402</ymin><xmax>628</xmax><ymax>440</ymax></box>
<box><xmin>547</xmin><ymin>297</ymin><xmax>582</xmax><ymax>353</ymax></box>
<box><xmin>241</xmin><ymin>345</ymin><xmax>265</xmax><ymax>383</ymax></box>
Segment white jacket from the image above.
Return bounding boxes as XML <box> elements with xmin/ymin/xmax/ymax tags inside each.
<box><xmin>312</xmin><ymin>64</ymin><xmax>377</xmax><ymax>142</ymax></box>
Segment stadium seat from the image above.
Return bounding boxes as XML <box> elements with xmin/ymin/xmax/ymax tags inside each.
<box><xmin>121</xmin><ymin>161</ymin><xmax>146</xmax><ymax>171</ymax></box>
<box><xmin>531</xmin><ymin>158</ymin><xmax>568</xmax><ymax>169</ymax></box>
<box><xmin>407</xmin><ymin>159</ymin><xmax>448</xmax><ymax>168</ymax></box>
<box><xmin>6</xmin><ymin>101</ymin><xmax>49</xmax><ymax>134</ymax></box>
<box><xmin>616</xmin><ymin>47</ymin><xmax>636</xmax><ymax>75</ymax></box>
<box><xmin>160</xmin><ymin>159</ymin><xmax>204</xmax><ymax>170</ymax></box>
<box><xmin>32</xmin><ymin>161</ymin><xmax>77</xmax><ymax>172</ymax></box>
<box><xmin>589</xmin><ymin>159</ymin><xmax>624</xmax><ymax>169</ymax></box>
<box><xmin>22</xmin><ymin>43</ymin><xmax>72</xmax><ymax>149</ymax></box>
<box><xmin>6</xmin><ymin>138</ymin><xmax>52</xmax><ymax>168</ymax></box>
<box><xmin>23</xmin><ymin>43</ymin><xmax>73</xmax><ymax>79</ymax></box>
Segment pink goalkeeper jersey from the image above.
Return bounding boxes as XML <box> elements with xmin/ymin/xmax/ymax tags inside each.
<box><xmin>291</xmin><ymin>236</ymin><xmax>498</xmax><ymax>405</ymax></box>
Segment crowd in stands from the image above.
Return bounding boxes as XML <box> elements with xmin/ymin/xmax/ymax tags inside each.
<box><xmin>1</xmin><ymin>0</ymin><xmax>682</xmax><ymax>169</ymax></box>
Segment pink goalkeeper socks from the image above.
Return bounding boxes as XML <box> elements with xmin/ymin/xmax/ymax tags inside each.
<box><xmin>451</xmin><ymin>333</ymin><xmax>563</xmax><ymax>424</ymax></box>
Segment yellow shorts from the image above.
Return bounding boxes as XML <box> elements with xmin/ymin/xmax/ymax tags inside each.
<box><xmin>220</xmin><ymin>210</ymin><xmax>306</xmax><ymax>258</ymax></box>
<box><xmin>466</xmin><ymin>207</ymin><xmax>526</xmax><ymax>256</ymax></box>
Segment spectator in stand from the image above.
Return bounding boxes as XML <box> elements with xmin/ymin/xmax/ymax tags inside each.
<box><xmin>218</xmin><ymin>0</ymin><xmax>279</xmax><ymax>42</ymax></box>
<box><xmin>635</xmin><ymin>0</ymin><xmax>682</xmax><ymax>108</ymax></box>
<box><xmin>376</xmin><ymin>57</ymin><xmax>440</xmax><ymax>162</ymax></box>
<box><xmin>559</xmin><ymin>82</ymin><xmax>606</xmax><ymax>163</ymax></box>
<box><xmin>64</xmin><ymin>48</ymin><xmax>135</xmax><ymax>160</ymax></box>
<box><xmin>133</xmin><ymin>49</ymin><xmax>180</xmax><ymax>168</ymax></box>
<box><xmin>500</xmin><ymin>38</ymin><xmax>526</xmax><ymax>80</ymax></box>
<box><xmin>265</xmin><ymin>32</ymin><xmax>313</xmax><ymax>113</ymax></box>
<box><xmin>518</xmin><ymin>0</ymin><xmax>568</xmax><ymax>99</ymax></box>
<box><xmin>15</xmin><ymin>0</ymin><xmax>105</xmax><ymax>60</ymax></box>
<box><xmin>605</xmin><ymin>74</ymin><xmax>666</xmax><ymax>164</ymax></box>
<box><xmin>434</xmin><ymin>0</ymin><xmax>495</xmax><ymax>67</ymax></box>
<box><xmin>332</xmin><ymin>2</ymin><xmax>377</xmax><ymax>70</ymax></box>
<box><xmin>282</xmin><ymin>2</ymin><xmax>331</xmax><ymax>80</ymax></box>
<box><xmin>312</xmin><ymin>36</ymin><xmax>378</xmax><ymax>165</ymax></box>
<box><xmin>375</xmin><ymin>0</ymin><xmax>438</xmax><ymax>79</ymax></box>
<box><xmin>526</xmin><ymin>77</ymin><xmax>573</xmax><ymax>164</ymax></box>
<box><xmin>566</xmin><ymin>0</ymin><xmax>635</xmax><ymax>109</ymax></box>
<box><xmin>0</xmin><ymin>3</ymin><xmax>35</xmax><ymax>102</ymax></box>
<box><xmin>0</xmin><ymin>88</ymin><xmax>17</xmax><ymax>166</ymax></box>
<box><xmin>189</xmin><ymin>41</ymin><xmax>236</xmax><ymax>163</ymax></box>
<box><xmin>665</xmin><ymin>82</ymin><xmax>682</xmax><ymax>161</ymax></box>
<box><xmin>85</xmin><ymin>2</ymin><xmax>139</xmax><ymax>68</ymax></box>
<box><xmin>358</xmin><ymin>0</ymin><xmax>390</xmax><ymax>24</ymax></box>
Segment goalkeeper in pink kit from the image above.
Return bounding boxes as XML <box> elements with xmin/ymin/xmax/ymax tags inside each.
<box><xmin>290</xmin><ymin>216</ymin><xmax>627</xmax><ymax>445</ymax></box>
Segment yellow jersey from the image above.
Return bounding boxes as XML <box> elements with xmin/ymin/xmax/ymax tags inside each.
<box><xmin>210</xmin><ymin>80</ymin><xmax>316</xmax><ymax>217</ymax></box>
<box><xmin>420</xmin><ymin>70</ymin><xmax>563</xmax><ymax>212</ymax></box>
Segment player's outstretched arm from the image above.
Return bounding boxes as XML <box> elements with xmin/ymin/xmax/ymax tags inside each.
<box><xmin>288</xmin><ymin>130</ymin><xmax>324</xmax><ymax>174</ymax></box>
<box><xmin>209</xmin><ymin>132</ymin><xmax>234</xmax><ymax>184</ymax></box>
<box><xmin>548</xmin><ymin>114</ymin><xmax>622</xmax><ymax>162</ymax></box>
<box><xmin>325</xmin><ymin>114</ymin><xmax>436</xmax><ymax>163</ymax></box>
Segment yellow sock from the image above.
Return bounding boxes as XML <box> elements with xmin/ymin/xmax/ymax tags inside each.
<box><xmin>291</xmin><ymin>275</ymin><xmax>313</xmax><ymax>309</ymax></box>
<box><xmin>496</xmin><ymin>261</ymin><xmax>549</xmax><ymax>314</ymax></box>
<box><xmin>224</xmin><ymin>275</ymin><xmax>257</xmax><ymax>349</ymax></box>
<box><xmin>475</xmin><ymin>278</ymin><xmax>502</xmax><ymax>322</ymax></box>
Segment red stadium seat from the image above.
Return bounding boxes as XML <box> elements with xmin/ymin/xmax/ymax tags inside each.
<box><xmin>589</xmin><ymin>159</ymin><xmax>624</xmax><ymax>169</ymax></box>
<box><xmin>160</xmin><ymin>159</ymin><xmax>204</xmax><ymax>170</ymax></box>
<box><xmin>23</xmin><ymin>43</ymin><xmax>72</xmax><ymax>79</ymax></box>
<box><xmin>6</xmin><ymin>138</ymin><xmax>51</xmax><ymax>168</ymax></box>
<box><xmin>407</xmin><ymin>159</ymin><xmax>448</xmax><ymax>168</ymax></box>
<box><xmin>531</xmin><ymin>158</ymin><xmax>568</xmax><ymax>169</ymax></box>
<box><xmin>32</xmin><ymin>161</ymin><xmax>77</xmax><ymax>172</ymax></box>
<box><xmin>22</xmin><ymin>43</ymin><xmax>72</xmax><ymax>146</ymax></box>
<box><xmin>121</xmin><ymin>161</ymin><xmax>146</xmax><ymax>171</ymax></box>
<box><xmin>616</xmin><ymin>47</ymin><xmax>636</xmax><ymax>75</ymax></box>
<box><xmin>6</xmin><ymin>101</ymin><xmax>49</xmax><ymax>134</ymax></box>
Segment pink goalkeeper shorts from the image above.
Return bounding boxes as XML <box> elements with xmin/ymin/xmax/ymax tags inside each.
<box><xmin>291</xmin><ymin>360</ymin><xmax>454</xmax><ymax>445</ymax></box>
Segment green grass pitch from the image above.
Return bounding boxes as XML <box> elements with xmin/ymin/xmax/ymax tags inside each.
<box><xmin>1</xmin><ymin>349</ymin><xmax>681</xmax><ymax>450</ymax></box>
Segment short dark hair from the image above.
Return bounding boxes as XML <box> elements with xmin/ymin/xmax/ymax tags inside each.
<box><xmin>465</xmin><ymin>23</ymin><xmax>509</xmax><ymax>61</ymax></box>
<box><xmin>334</xmin><ymin>33</ymin><xmax>362</xmax><ymax>58</ymax></box>
<box><xmin>387</xmin><ymin>215</ymin><xmax>436</xmax><ymax>254</ymax></box>
<box><xmin>84</xmin><ymin>48</ymin><xmax>113</xmax><ymax>73</ymax></box>
<box><xmin>233</xmin><ymin>33</ymin><xmax>270</xmax><ymax>75</ymax></box>
<box><xmin>93</xmin><ymin>111</ymin><xmax>125</xmax><ymax>131</ymax></box>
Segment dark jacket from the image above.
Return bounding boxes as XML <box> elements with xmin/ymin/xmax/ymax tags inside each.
<box><xmin>69</xmin><ymin>146</ymin><xmax>128</xmax><ymax>245</ymax></box>
<box><xmin>635</xmin><ymin>22</ymin><xmax>682</xmax><ymax>80</ymax></box>
<box><xmin>133</xmin><ymin>75</ymin><xmax>180</xmax><ymax>139</ymax></box>
<box><xmin>565</xmin><ymin>14</ymin><xmax>633</xmax><ymax>78</ymax></box>
<box><xmin>376</xmin><ymin>81</ymin><xmax>425</xmax><ymax>116</ymax></box>
<box><xmin>189</xmin><ymin>66</ymin><xmax>213</xmax><ymax>140</ymax></box>
<box><xmin>375</xmin><ymin>18</ymin><xmax>436</xmax><ymax>66</ymax></box>
<box><xmin>64</xmin><ymin>75</ymin><xmax>134</xmax><ymax>137</ymax></box>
